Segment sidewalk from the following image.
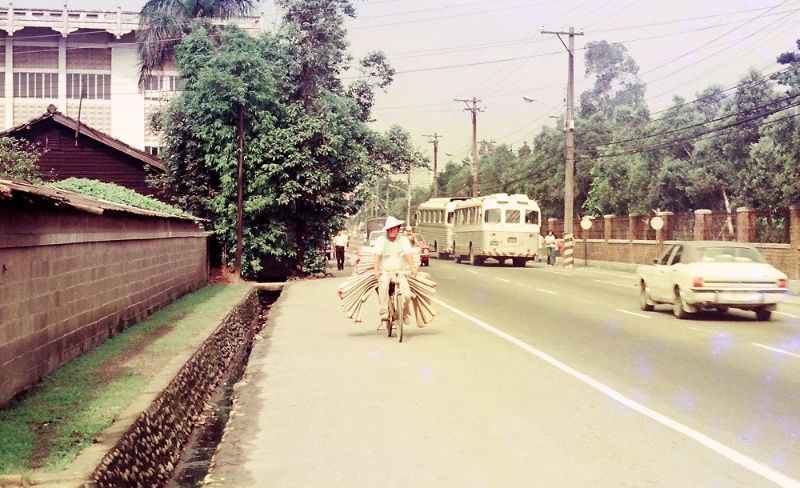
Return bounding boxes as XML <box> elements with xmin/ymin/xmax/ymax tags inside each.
<box><xmin>204</xmin><ymin>268</ymin><xmax>773</xmax><ymax>487</ymax></box>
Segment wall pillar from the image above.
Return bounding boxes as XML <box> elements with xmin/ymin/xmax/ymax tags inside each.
<box><xmin>58</xmin><ymin>35</ymin><xmax>67</xmax><ymax>112</ymax></box>
<box><xmin>603</xmin><ymin>214</ymin><xmax>613</xmax><ymax>241</ymax></box>
<box><xmin>735</xmin><ymin>207</ymin><xmax>755</xmax><ymax>243</ymax></box>
<box><xmin>694</xmin><ymin>209</ymin><xmax>712</xmax><ymax>241</ymax></box>
<box><xmin>4</xmin><ymin>36</ymin><xmax>12</xmax><ymax>129</ymax></box>
<box><xmin>789</xmin><ymin>206</ymin><xmax>800</xmax><ymax>280</ymax></box>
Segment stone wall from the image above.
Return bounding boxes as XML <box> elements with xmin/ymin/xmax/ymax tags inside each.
<box><xmin>0</xmin><ymin>207</ymin><xmax>208</xmax><ymax>405</ymax></box>
<box><xmin>91</xmin><ymin>288</ymin><xmax>262</xmax><ymax>487</ymax></box>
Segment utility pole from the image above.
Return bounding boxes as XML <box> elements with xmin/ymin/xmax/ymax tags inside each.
<box><xmin>454</xmin><ymin>97</ymin><xmax>483</xmax><ymax>197</ymax></box>
<box><xmin>542</xmin><ymin>26</ymin><xmax>583</xmax><ymax>268</ymax></box>
<box><xmin>422</xmin><ymin>132</ymin><xmax>442</xmax><ymax>197</ymax></box>
<box><xmin>407</xmin><ymin>165</ymin><xmax>412</xmax><ymax>226</ymax></box>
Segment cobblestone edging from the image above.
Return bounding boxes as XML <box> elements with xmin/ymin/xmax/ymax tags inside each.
<box><xmin>90</xmin><ymin>288</ymin><xmax>262</xmax><ymax>487</ymax></box>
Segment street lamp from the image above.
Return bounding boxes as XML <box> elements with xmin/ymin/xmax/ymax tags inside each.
<box><xmin>523</xmin><ymin>96</ymin><xmax>560</xmax><ymax>111</ymax></box>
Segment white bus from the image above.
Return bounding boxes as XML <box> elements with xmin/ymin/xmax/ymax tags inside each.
<box><xmin>414</xmin><ymin>197</ymin><xmax>469</xmax><ymax>259</ymax></box>
<box><xmin>452</xmin><ymin>193</ymin><xmax>541</xmax><ymax>266</ymax></box>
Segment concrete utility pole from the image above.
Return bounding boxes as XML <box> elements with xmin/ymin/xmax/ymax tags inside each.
<box><xmin>423</xmin><ymin>133</ymin><xmax>442</xmax><ymax>197</ymax></box>
<box><xmin>542</xmin><ymin>26</ymin><xmax>583</xmax><ymax>268</ymax></box>
<box><xmin>454</xmin><ymin>97</ymin><xmax>483</xmax><ymax>197</ymax></box>
<box><xmin>407</xmin><ymin>165</ymin><xmax>412</xmax><ymax>225</ymax></box>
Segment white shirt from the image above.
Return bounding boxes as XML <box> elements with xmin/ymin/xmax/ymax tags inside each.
<box><xmin>333</xmin><ymin>234</ymin><xmax>348</xmax><ymax>247</ymax></box>
<box><xmin>544</xmin><ymin>234</ymin><xmax>557</xmax><ymax>249</ymax></box>
<box><xmin>378</xmin><ymin>235</ymin><xmax>413</xmax><ymax>271</ymax></box>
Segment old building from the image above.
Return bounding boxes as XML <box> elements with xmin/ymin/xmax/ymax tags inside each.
<box><xmin>0</xmin><ymin>5</ymin><xmax>266</xmax><ymax>153</ymax></box>
<box><xmin>0</xmin><ymin>107</ymin><xmax>166</xmax><ymax>196</ymax></box>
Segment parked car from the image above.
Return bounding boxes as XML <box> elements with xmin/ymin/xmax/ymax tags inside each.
<box><xmin>637</xmin><ymin>241</ymin><xmax>788</xmax><ymax>321</ymax></box>
<box><xmin>413</xmin><ymin>233</ymin><xmax>430</xmax><ymax>267</ymax></box>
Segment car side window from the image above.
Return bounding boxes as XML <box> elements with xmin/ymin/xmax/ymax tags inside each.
<box><xmin>658</xmin><ymin>246</ymin><xmax>675</xmax><ymax>265</ymax></box>
<box><xmin>669</xmin><ymin>246</ymin><xmax>683</xmax><ymax>265</ymax></box>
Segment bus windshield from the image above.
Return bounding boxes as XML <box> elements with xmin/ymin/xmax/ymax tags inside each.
<box><xmin>485</xmin><ymin>209</ymin><xmax>501</xmax><ymax>223</ymax></box>
<box><xmin>525</xmin><ymin>209</ymin><xmax>539</xmax><ymax>225</ymax></box>
<box><xmin>505</xmin><ymin>209</ymin><xmax>521</xmax><ymax>224</ymax></box>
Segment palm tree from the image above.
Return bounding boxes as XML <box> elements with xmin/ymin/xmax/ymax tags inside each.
<box><xmin>137</xmin><ymin>0</ymin><xmax>257</xmax><ymax>87</ymax></box>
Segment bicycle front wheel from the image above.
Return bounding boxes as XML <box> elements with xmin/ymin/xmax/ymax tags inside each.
<box><xmin>387</xmin><ymin>295</ymin><xmax>394</xmax><ymax>337</ymax></box>
<box><xmin>396</xmin><ymin>292</ymin><xmax>404</xmax><ymax>343</ymax></box>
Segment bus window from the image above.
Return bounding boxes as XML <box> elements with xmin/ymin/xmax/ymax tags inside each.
<box><xmin>505</xmin><ymin>209</ymin><xmax>521</xmax><ymax>224</ymax></box>
<box><xmin>525</xmin><ymin>209</ymin><xmax>539</xmax><ymax>224</ymax></box>
<box><xmin>485</xmin><ymin>209</ymin><xmax>501</xmax><ymax>223</ymax></box>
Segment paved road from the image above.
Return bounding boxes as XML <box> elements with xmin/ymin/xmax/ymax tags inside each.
<box><xmin>207</xmin><ymin>258</ymin><xmax>800</xmax><ymax>488</ymax></box>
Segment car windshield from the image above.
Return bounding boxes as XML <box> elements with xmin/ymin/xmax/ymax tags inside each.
<box><xmin>368</xmin><ymin>231</ymin><xmax>383</xmax><ymax>242</ymax></box>
<box><xmin>694</xmin><ymin>246</ymin><xmax>765</xmax><ymax>264</ymax></box>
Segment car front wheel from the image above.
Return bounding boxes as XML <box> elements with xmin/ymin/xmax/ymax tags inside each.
<box><xmin>639</xmin><ymin>282</ymin><xmax>654</xmax><ymax>311</ymax></box>
<box><xmin>755</xmin><ymin>307</ymin><xmax>772</xmax><ymax>321</ymax></box>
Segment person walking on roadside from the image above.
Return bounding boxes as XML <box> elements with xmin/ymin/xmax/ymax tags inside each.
<box><xmin>373</xmin><ymin>216</ymin><xmax>418</xmax><ymax>328</ymax></box>
<box><xmin>333</xmin><ymin>229</ymin><xmax>348</xmax><ymax>271</ymax></box>
<box><xmin>544</xmin><ymin>230</ymin><xmax>557</xmax><ymax>266</ymax></box>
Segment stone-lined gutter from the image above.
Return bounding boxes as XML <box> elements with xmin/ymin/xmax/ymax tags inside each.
<box><xmin>18</xmin><ymin>284</ymin><xmax>283</xmax><ymax>488</ymax></box>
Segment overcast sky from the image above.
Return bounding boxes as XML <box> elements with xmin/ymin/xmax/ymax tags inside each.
<box><xmin>13</xmin><ymin>0</ymin><xmax>800</xmax><ymax>172</ymax></box>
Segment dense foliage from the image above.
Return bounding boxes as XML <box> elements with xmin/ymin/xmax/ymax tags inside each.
<box><xmin>0</xmin><ymin>137</ymin><xmax>44</xmax><ymax>183</ymax></box>
<box><xmin>435</xmin><ymin>40</ymin><xmax>800</xmax><ymax>221</ymax></box>
<box><xmin>153</xmin><ymin>1</ymin><xmax>420</xmax><ymax>277</ymax></box>
<box><xmin>53</xmin><ymin>178</ymin><xmax>189</xmax><ymax>216</ymax></box>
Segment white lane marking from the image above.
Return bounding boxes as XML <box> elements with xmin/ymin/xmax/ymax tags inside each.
<box><xmin>774</xmin><ymin>311</ymin><xmax>800</xmax><ymax>319</ymax></box>
<box><xmin>535</xmin><ymin>288</ymin><xmax>559</xmax><ymax>295</ymax></box>
<box><xmin>496</xmin><ymin>277</ymin><xmax>511</xmax><ymax>283</ymax></box>
<box><xmin>616</xmin><ymin>309</ymin><xmax>652</xmax><ymax>319</ymax></box>
<box><xmin>467</xmin><ymin>269</ymin><xmax>478</xmax><ymax>274</ymax></box>
<box><xmin>752</xmin><ymin>343</ymin><xmax>800</xmax><ymax>359</ymax></box>
<box><xmin>594</xmin><ymin>279</ymin><xmax>636</xmax><ymax>288</ymax></box>
<box><xmin>432</xmin><ymin>297</ymin><xmax>800</xmax><ymax>488</ymax></box>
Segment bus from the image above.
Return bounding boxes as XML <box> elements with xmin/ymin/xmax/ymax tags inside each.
<box><xmin>451</xmin><ymin>193</ymin><xmax>541</xmax><ymax>267</ymax></box>
<box><xmin>414</xmin><ymin>197</ymin><xmax>469</xmax><ymax>259</ymax></box>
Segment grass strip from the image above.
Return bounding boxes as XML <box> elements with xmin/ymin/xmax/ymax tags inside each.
<box><xmin>0</xmin><ymin>284</ymin><xmax>248</xmax><ymax>475</ymax></box>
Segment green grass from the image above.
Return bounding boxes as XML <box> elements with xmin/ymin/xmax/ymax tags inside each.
<box><xmin>0</xmin><ymin>284</ymin><xmax>248</xmax><ymax>475</ymax></box>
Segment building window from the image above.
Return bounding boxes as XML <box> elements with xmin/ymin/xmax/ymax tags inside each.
<box><xmin>67</xmin><ymin>73</ymin><xmax>110</xmax><ymax>99</ymax></box>
<box><xmin>13</xmin><ymin>72</ymin><xmax>58</xmax><ymax>98</ymax></box>
<box><xmin>0</xmin><ymin>73</ymin><xmax>4</xmax><ymax>98</ymax></box>
<box><xmin>144</xmin><ymin>146</ymin><xmax>160</xmax><ymax>157</ymax></box>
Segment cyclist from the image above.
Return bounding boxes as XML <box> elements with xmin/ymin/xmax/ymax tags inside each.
<box><xmin>373</xmin><ymin>216</ymin><xmax>418</xmax><ymax>328</ymax></box>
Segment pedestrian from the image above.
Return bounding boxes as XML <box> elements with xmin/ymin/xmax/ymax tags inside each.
<box><xmin>544</xmin><ymin>230</ymin><xmax>557</xmax><ymax>266</ymax></box>
<box><xmin>333</xmin><ymin>229</ymin><xmax>348</xmax><ymax>271</ymax></box>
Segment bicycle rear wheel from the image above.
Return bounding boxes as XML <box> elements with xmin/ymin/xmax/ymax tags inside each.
<box><xmin>386</xmin><ymin>293</ymin><xmax>394</xmax><ymax>337</ymax></box>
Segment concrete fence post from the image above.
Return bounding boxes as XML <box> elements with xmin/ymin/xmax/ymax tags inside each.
<box><xmin>656</xmin><ymin>211</ymin><xmax>673</xmax><ymax>241</ymax></box>
<box><xmin>694</xmin><ymin>209</ymin><xmax>712</xmax><ymax>241</ymax></box>
<box><xmin>603</xmin><ymin>214</ymin><xmax>614</xmax><ymax>241</ymax></box>
<box><xmin>736</xmin><ymin>207</ymin><xmax>755</xmax><ymax>243</ymax></box>
<box><xmin>790</xmin><ymin>206</ymin><xmax>800</xmax><ymax>280</ymax></box>
<box><xmin>547</xmin><ymin>217</ymin><xmax>558</xmax><ymax>235</ymax></box>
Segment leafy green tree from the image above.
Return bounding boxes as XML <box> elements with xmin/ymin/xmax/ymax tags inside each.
<box><xmin>137</xmin><ymin>0</ymin><xmax>257</xmax><ymax>86</ymax></box>
<box><xmin>0</xmin><ymin>137</ymin><xmax>44</xmax><ymax>183</ymax></box>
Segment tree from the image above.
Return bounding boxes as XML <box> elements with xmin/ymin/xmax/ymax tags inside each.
<box><xmin>0</xmin><ymin>137</ymin><xmax>44</xmax><ymax>183</ymax></box>
<box><xmin>137</xmin><ymin>0</ymin><xmax>257</xmax><ymax>86</ymax></box>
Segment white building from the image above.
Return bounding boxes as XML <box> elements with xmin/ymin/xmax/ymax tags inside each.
<box><xmin>0</xmin><ymin>5</ymin><xmax>266</xmax><ymax>153</ymax></box>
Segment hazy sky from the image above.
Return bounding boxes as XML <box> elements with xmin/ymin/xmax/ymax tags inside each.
<box><xmin>13</xmin><ymin>0</ymin><xmax>800</xmax><ymax>171</ymax></box>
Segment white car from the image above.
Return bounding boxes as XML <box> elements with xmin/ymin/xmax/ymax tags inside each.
<box><xmin>637</xmin><ymin>241</ymin><xmax>788</xmax><ymax>321</ymax></box>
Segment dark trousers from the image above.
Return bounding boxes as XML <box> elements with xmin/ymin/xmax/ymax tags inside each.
<box><xmin>335</xmin><ymin>246</ymin><xmax>345</xmax><ymax>270</ymax></box>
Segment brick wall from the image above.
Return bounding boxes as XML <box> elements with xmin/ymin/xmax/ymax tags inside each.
<box><xmin>0</xmin><ymin>207</ymin><xmax>208</xmax><ymax>406</ymax></box>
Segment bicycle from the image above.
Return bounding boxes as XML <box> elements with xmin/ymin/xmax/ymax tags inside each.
<box><xmin>382</xmin><ymin>271</ymin><xmax>409</xmax><ymax>343</ymax></box>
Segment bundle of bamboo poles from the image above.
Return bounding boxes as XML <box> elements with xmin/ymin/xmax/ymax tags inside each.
<box><xmin>339</xmin><ymin>247</ymin><xmax>436</xmax><ymax>327</ymax></box>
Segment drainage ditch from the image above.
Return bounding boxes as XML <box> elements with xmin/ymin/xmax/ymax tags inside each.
<box><xmin>167</xmin><ymin>289</ymin><xmax>279</xmax><ymax>488</ymax></box>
